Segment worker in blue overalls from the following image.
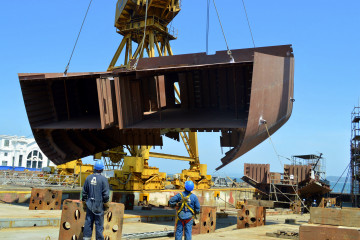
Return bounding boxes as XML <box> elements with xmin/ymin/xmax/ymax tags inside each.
<box><xmin>169</xmin><ymin>180</ymin><xmax>200</xmax><ymax>240</ymax></box>
<box><xmin>82</xmin><ymin>161</ymin><xmax>110</xmax><ymax>240</ymax></box>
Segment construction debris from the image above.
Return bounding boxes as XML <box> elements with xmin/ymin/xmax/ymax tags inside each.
<box><xmin>29</xmin><ymin>188</ymin><xmax>62</xmax><ymax>210</ymax></box>
<box><xmin>266</xmin><ymin>230</ymin><xmax>299</xmax><ymax>239</ymax></box>
<box><xmin>284</xmin><ymin>219</ymin><xmax>296</xmax><ymax>224</ymax></box>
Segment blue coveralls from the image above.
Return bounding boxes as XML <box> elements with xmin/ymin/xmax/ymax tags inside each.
<box><xmin>169</xmin><ymin>191</ymin><xmax>200</xmax><ymax>240</ymax></box>
<box><xmin>82</xmin><ymin>172</ymin><xmax>110</xmax><ymax>240</ymax></box>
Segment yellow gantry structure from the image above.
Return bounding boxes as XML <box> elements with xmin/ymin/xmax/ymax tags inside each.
<box><xmin>108</xmin><ymin>0</ymin><xmax>181</xmax><ymax>70</ymax></box>
<box><xmin>102</xmin><ymin>0</ymin><xmax>212</xmax><ymax>191</ymax></box>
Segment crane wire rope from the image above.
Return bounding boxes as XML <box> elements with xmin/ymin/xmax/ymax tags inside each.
<box><xmin>331</xmin><ymin>163</ymin><xmax>350</xmax><ymax>192</ymax></box>
<box><xmin>212</xmin><ymin>0</ymin><xmax>234</xmax><ymax>63</ymax></box>
<box><xmin>206</xmin><ymin>0</ymin><xmax>210</xmax><ymax>54</ymax></box>
<box><xmin>241</xmin><ymin>0</ymin><xmax>256</xmax><ymax>48</ymax></box>
<box><xmin>263</xmin><ymin>123</ymin><xmax>310</xmax><ymax>212</ymax></box>
<box><xmin>133</xmin><ymin>0</ymin><xmax>150</xmax><ymax>70</ymax></box>
<box><xmin>64</xmin><ymin>0</ymin><xmax>93</xmax><ymax>76</ymax></box>
<box><xmin>341</xmin><ymin>168</ymin><xmax>350</xmax><ymax>194</ymax></box>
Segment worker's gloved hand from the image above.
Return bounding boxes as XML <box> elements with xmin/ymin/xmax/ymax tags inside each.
<box><xmin>193</xmin><ymin>216</ymin><xmax>199</xmax><ymax>225</ymax></box>
<box><xmin>82</xmin><ymin>201</ymin><xmax>87</xmax><ymax>212</ymax></box>
<box><xmin>104</xmin><ymin>202</ymin><xmax>110</xmax><ymax>213</ymax></box>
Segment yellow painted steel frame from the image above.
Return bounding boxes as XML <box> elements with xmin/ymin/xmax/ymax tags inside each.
<box><xmin>104</xmin><ymin>0</ymin><xmax>212</xmax><ymax>191</ymax></box>
<box><xmin>108</xmin><ymin>31</ymin><xmax>173</xmax><ymax>71</ymax></box>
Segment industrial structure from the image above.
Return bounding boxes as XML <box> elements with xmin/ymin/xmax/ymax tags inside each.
<box><xmin>18</xmin><ymin>46</ymin><xmax>295</xmax><ymax>172</ymax></box>
<box><xmin>3</xmin><ymin>1</ymin><xmax>360</xmax><ymax>239</ymax></box>
<box><xmin>242</xmin><ymin>154</ymin><xmax>330</xmax><ymax>208</ymax></box>
<box><xmin>351</xmin><ymin>106</ymin><xmax>360</xmax><ymax>206</ymax></box>
<box><xmin>18</xmin><ymin>0</ymin><xmax>295</xmax><ymax>192</ymax></box>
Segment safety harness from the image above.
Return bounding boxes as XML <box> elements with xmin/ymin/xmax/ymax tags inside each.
<box><xmin>176</xmin><ymin>192</ymin><xmax>195</xmax><ymax>228</ymax></box>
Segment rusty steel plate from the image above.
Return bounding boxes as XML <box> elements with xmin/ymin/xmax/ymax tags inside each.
<box><xmin>29</xmin><ymin>188</ymin><xmax>62</xmax><ymax>210</ymax></box>
<box><xmin>19</xmin><ymin>45</ymin><xmax>294</xmax><ymax>169</ymax></box>
<box><xmin>59</xmin><ymin>199</ymin><xmax>124</xmax><ymax>240</ymax></box>
<box><xmin>237</xmin><ymin>205</ymin><xmax>265</xmax><ymax>229</ymax></box>
<box><xmin>175</xmin><ymin>205</ymin><xmax>216</xmax><ymax>235</ymax></box>
<box><xmin>299</xmin><ymin>224</ymin><xmax>360</xmax><ymax>240</ymax></box>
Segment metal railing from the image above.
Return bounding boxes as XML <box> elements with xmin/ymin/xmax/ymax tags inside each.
<box><xmin>117</xmin><ymin>16</ymin><xmax>179</xmax><ymax>38</ymax></box>
<box><xmin>0</xmin><ymin>171</ymin><xmax>80</xmax><ymax>188</ymax></box>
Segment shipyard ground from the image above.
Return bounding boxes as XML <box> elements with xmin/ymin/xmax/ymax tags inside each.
<box><xmin>0</xmin><ymin>203</ymin><xmax>308</xmax><ymax>240</ymax></box>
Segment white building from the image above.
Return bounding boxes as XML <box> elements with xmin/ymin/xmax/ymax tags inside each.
<box><xmin>0</xmin><ymin>135</ymin><xmax>56</xmax><ymax>169</ymax></box>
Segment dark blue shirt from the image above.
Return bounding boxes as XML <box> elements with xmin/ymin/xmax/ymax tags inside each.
<box><xmin>169</xmin><ymin>191</ymin><xmax>200</xmax><ymax>220</ymax></box>
<box><xmin>82</xmin><ymin>173</ymin><xmax>110</xmax><ymax>215</ymax></box>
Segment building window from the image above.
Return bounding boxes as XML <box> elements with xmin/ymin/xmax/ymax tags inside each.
<box><xmin>26</xmin><ymin>160</ymin><xmax>31</xmax><ymax>168</ymax></box>
<box><xmin>12</xmin><ymin>157</ymin><xmax>15</xmax><ymax>167</ymax></box>
<box><xmin>18</xmin><ymin>155</ymin><xmax>23</xmax><ymax>167</ymax></box>
<box><xmin>4</xmin><ymin>153</ymin><xmax>8</xmax><ymax>156</ymax></box>
<box><xmin>27</xmin><ymin>150</ymin><xmax>45</xmax><ymax>169</ymax></box>
<box><xmin>2</xmin><ymin>161</ymin><xmax>7</xmax><ymax>166</ymax></box>
<box><xmin>4</xmin><ymin>140</ymin><xmax>9</xmax><ymax>147</ymax></box>
<box><xmin>47</xmin><ymin>159</ymin><xmax>50</xmax><ymax>167</ymax></box>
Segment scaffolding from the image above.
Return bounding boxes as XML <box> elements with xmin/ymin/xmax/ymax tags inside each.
<box><xmin>268</xmin><ymin>173</ymin><xmax>299</xmax><ymax>204</ymax></box>
<box><xmin>351</xmin><ymin>106</ymin><xmax>360</xmax><ymax>206</ymax></box>
<box><xmin>292</xmin><ymin>154</ymin><xmax>326</xmax><ymax>181</ymax></box>
<box><xmin>0</xmin><ymin>171</ymin><xmax>80</xmax><ymax>188</ymax></box>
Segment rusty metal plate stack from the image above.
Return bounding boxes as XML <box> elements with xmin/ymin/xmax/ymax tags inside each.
<box><xmin>237</xmin><ymin>205</ymin><xmax>266</xmax><ymax>229</ymax></box>
<box><xmin>59</xmin><ymin>199</ymin><xmax>125</xmax><ymax>240</ymax></box>
<box><xmin>29</xmin><ymin>188</ymin><xmax>62</xmax><ymax>210</ymax></box>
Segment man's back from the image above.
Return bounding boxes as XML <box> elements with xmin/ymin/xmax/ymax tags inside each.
<box><xmin>82</xmin><ymin>173</ymin><xmax>109</xmax><ymax>215</ymax></box>
<box><xmin>170</xmin><ymin>191</ymin><xmax>200</xmax><ymax>220</ymax></box>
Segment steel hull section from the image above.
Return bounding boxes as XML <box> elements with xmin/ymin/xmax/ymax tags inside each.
<box><xmin>19</xmin><ymin>45</ymin><xmax>294</xmax><ymax>168</ymax></box>
<box><xmin>216</xmin><ymin>51</ymin><xmax>294</xmax><ymax>170</ymax></box>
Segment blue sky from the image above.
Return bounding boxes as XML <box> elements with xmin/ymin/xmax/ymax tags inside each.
<box><xmin>0</xmin><ymin>0</ymin><xmax>359</xmax><ymax>177</ymax></box>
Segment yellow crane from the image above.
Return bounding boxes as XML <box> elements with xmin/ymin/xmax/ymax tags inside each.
<box><xmin>95</xmin><ymin>0</ymin><xmax>212</xmax><ymax>191</ymax></box>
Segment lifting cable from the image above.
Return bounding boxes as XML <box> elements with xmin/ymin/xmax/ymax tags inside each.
<box><xmin>133</xmin><ymin>0</ymin><xmax>150</xmax><ymax>70</ymax></box>
<box><xmin>206</xmin><ymin>0</ymin><xmax>210</xmax><ymax>54</ymax></box>
<box><xmin>263</xmin><ymin>123</ymin><xmax>310</xmax><ymax>212</ymax></box>
<box><xmin>341</xmin><ymin>168</ymin><xmax>350</xmax><ymax>194</ymax></box>
<box><xmin>64</xmin><ymin>0</ymin><xmax>93</xmax><ymax>76</ymax></box>
<box><xmin>331</xmin><ymin>163</ymin><xmax>350</xmax><ymax>192</ymax></box>
<box><xmin>241</xmin><ymin>0</ymin><xmax>256</xmax><ymax>48</ymax></box>
<box><xmin>212</xmin><ymin>0</ymin><xmax>234</xmax><ymax>63</ymax></box>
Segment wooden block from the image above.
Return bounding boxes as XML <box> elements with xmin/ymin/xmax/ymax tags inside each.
<box><xmin>300</xmin><ymin>223</ymin><xmax>360</xmax><ymax>240</ymax></box>
<box><xmin>246</xmin><ymin>199</ymin><xmax>274</xmax><ymax>208</ymax></box>
<box><xmin>310</xmin><ymin>207</ymin><xmax>360</xmax><ymax>228</ymax></box>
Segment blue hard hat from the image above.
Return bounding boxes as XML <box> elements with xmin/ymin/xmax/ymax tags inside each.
<box><xmin>94</xmin><ymin>161</ymin><xmax>104</xmax><ymax>171</ymax></box>
<box><xmin>185</xmin><ymin>180</ymin><xmax>194</xmax><ymax>192</ymax></box>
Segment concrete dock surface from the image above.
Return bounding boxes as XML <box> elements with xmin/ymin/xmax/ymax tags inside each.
<box><xmin>0</xmin><ymin>202</ymin><xmax>308</xmax><ymax>239</ymax></box>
